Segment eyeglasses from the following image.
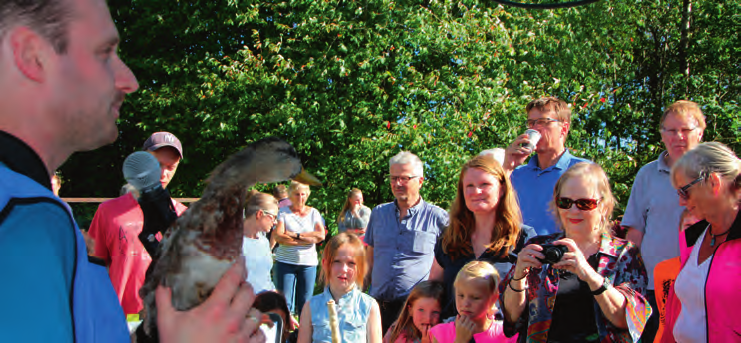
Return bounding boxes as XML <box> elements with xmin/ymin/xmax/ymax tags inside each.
<box><xmin>262</xmin><ymin>210</ymin><xmax>278</xmax><ymax>224</ymax></box>
<box><xmin>661</xmin><ymin>126</ymin><xmax>697</xmax><ymax>137</ymax></box>
<box><xmin>556</xmin><ymin>197</ymin><xmax>601</xmax><ymax>211</ymax></box>
<box><xmin>527</xmin><ymin>118</ymin><xmax>561</xmax><ymax>128</ymax></box>
<box><xmin>388</xmin><ymin>175</ymin><xmax>420</xmax><ymax>184</ymax></box>
<box><xmin>677</xmin><ymin>175</ymin><xmax>704</xmax><ymax>200</ymax></box>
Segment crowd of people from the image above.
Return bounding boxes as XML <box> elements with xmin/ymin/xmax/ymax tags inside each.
<box><xmin>1</xmin><ymin>0</ymin><xmax>740</xmax><ymax>342</ymax></box>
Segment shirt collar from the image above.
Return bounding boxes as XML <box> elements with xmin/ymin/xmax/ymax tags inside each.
<box><xmin>0</xmin><ymin>130</ymin><xmax>51</xmax><ymax>190</ymax></box>
<box><xmin>597</xmin><ymin>232</ymin><xmax>620</xmax><ymax>258</ymax></box>
<box><xmin>323</xmin><ymin>286</ymin><xmax>357</xmax><ymax>306</ymax></box>
<box><xmin>526</xmin><ymin>149</ymin><xmax>575</xmax><ymax>171</ymax></box>
<box><xmin>656</xmin><ymin>151</ymin><xmax>672</xmax><ymax>173</ymax></box>
<box><xmin>394</xmin><ymin>197</ymin><xmax>425</xmax><ymax>216</ymax></box>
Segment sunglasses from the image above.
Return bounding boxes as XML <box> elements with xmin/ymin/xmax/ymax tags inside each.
<box><xmin>556</xmin><ymin>197</ymin><xmax>600</xmax><ymax>211</ymax></box>
<box><xmin>677</xmin><ymin>175</ymin><xmax>704</xmax><ymax>200</ymax></box>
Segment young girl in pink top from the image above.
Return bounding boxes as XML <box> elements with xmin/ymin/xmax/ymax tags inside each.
<box><xmin>384</xmin><ymin>281</ymin><xmax>445</xmax><ymax>343</ymax></box>
<box><xmin>430</xmin><ymin>261</ymin><xmax>516</xmax><ymax>343</ymax></box>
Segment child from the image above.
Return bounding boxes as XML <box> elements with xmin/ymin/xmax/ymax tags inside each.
<box><xmin>384</xmin><ymin>281</ymin><xmax>445</xmax><ymax>343</ymax></box>
<box><xmin>653</xmin><ymin>209</ymin><xmax>701</xmax><ymax>343</ymax></box>
<box><xmin>297</xmin><ymin>233</ymin><xmax>382</xmax><ymax>343</ymax></box>
<box><xmin>254</xmin><ymin>291</ymin><xmax>295</xmax><ymax>342</ymax></box>
<box><xmin>430</xmin><ymin>261</ymin><xmax>515</xmax><ymax>343</ymax></box>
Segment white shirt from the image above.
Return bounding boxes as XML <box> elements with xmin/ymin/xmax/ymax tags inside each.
<box><xmin>275</xmin><ymin>206</ymin><xmax>324</xmax><ymax>266</ymax></box>
<box><xmin>673</xmin><ymin>227</ymin><xmax>712</xmax><ymax>343</ymax></box>
<box><xmin>242</xmin><ymin>233</ymin><xmax>275</xmax><ymax>294</ymax></box>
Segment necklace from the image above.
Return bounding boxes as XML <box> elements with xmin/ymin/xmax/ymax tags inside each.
<box><xmin>709</xmin><ymin>223</ymin><xmax>731</xmax><ymax>247</ymax></box>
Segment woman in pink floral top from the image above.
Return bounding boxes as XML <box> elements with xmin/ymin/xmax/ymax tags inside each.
<box><xmin>500</xmin><ymin>163</ymin><xmax>651</xmax><ymax>342</ymax></box>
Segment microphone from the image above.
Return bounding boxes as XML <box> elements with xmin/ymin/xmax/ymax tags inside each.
<box><xmin>123</xmin><ymin>151</ymin><xmax>178</xmax><ymax>257</ymax></box>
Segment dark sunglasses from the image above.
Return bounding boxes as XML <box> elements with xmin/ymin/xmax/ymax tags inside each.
<box><xmin>677</xmin><ymin>175</ymin><xmax>704</xmax><ymax>200</ymax></box>
<box><xmin>556</xmin><ymin>197</ymin><xmax>600</xmax><ymax>211</ymax></box>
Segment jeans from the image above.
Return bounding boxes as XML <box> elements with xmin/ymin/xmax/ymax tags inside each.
<box><xmin>275</xmin><ymin>261</ymin><xmax>317</xmax><ymax>316</ymax></box>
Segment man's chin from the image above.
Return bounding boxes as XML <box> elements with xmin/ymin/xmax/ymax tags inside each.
<box><xmin>81</xmin><ymin>128</ymin><xmax>118</xmax><ymax>151</ymax></box>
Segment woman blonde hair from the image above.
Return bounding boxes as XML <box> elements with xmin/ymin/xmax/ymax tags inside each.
<box><xmin>550</xmin><ymin>162</ymin><xmax>616</xmax><ymax>235</ymax></box>
<box><xmin>288</xmin><ymin>180</ymin><xmax>311</xmax><ymax>195</ymax></box>
<box><xmin>670</xmin><ymin>141</ymin><xmax>741</xmax><ymax>192</ymax></box>
<box><xmin>244</xmin><ymin>189</ymin><xmax>278</xmax><ymax>217</ymax></box>
<box><xmin>441</xmin><ymin>155</ymin><xmax>522</xmax><ymax>259</ymax></box>
<box><xmin>336</xmin><ymin>188</ymin><xmax>363</xmax><ymax>224</ymax></box>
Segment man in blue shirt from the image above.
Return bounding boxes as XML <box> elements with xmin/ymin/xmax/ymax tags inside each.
<box><xmin>622</xmin><ymin>100</ymin><xmax>706</xmax><ymax>343</ymax></box>
<box><xmin>0</xmin><ymin>0</ymin><xmax>264</xmax><ymax>341</ymax></box>
<box><xmin>504</xmin><ymin>97</ymin><xmax>591</xmax><ymax>235</ymax></box>
<box><xmin>365</xmin><ymin>151</ymin><xmax>449</xmax><ymax>333</ymax></box>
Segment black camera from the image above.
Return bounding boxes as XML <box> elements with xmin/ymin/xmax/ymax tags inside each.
<box><xmin>536</xmin><ymin>244</ymin><xmax>569</xmax><ymax>264</ymax></box>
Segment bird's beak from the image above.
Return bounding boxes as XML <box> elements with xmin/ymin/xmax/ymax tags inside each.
<box><xmin>293</xmin><ymin>168</ymin><xmax>322</xmax><ymax>186</ymax></box>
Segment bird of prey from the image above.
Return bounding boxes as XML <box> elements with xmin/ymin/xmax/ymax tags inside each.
<box><xmin>138</xmin><ymin>137</ymin><xmax>320</xmax><ymax>338</ymax></box>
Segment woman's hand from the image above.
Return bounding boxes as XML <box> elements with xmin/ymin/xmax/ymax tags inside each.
<box><xmin>551</xmin><ymin>239</ymin><xmax>600</xmax><ymax>282</ymax></box>
<box><xmin>513</xmin><ymin>244</ymin><xmax>545</xmax><ymax>278</ymax></box>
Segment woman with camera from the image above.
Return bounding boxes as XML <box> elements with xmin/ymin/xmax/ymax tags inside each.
<box><xmin>660</xmin><ymin>142</ymin><xmax>741</xmax><ymax>342</ymax></box>
<box><xmin>428</xmin><ymin>154</ymin><xmax>535</xmax><ymax>320</ymax></box>
<box><xmin>500</xmin><ymin>162</ymin><xmax>651</xmax><ymax>342</ymax></box>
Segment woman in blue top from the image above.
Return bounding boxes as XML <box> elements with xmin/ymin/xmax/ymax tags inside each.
<box><xmin>336</xmin><ymin>188</ymin><xmax>371</xmax><ymax>241</ymax></box>
<box><xmin>298</xmin><ymin>233</ymin><xmax>382</xmax><ymax>343</ymax></box>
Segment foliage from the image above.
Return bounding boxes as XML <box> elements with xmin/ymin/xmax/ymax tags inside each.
<box><xmin>62</xmin><ymin>0</ymin><xmax>740</xmax><ymax>235</ymax></box>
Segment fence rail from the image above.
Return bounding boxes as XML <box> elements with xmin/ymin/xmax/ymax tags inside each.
<box><xmin>62</xmin><ymin>198</ymin><xmax>200</xmax><ymax>203</ymax></box>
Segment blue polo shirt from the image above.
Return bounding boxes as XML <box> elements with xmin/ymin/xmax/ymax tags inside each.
<box><xmin>365</xmin><ymin>199</ymin><xmax>448</xmax><ymax>301</ymax></box>
<box><xmin>621</xmin><ymin>151</ymin><xmax>683</xmax><ymax>290</ymax></box>
<box><xmin>511</xmin><ymin>150</ymin><xmax>590</xmax><ymax>236</ymax></box>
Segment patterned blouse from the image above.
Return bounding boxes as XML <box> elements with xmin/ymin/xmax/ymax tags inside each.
<box><xmin>499</xmin><ymin>232</ymin><xmax>652</xmax><ymax>343</ymax></box>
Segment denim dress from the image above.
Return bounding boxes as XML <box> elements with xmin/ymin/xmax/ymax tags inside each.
<box><xmin>310</xmin><ymin>286</ymin><xmax>373</xmax><ymax>342</ymax></box>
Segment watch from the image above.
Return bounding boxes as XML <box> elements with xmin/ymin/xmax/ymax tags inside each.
<box><xmin>591</xmin><ymin>277</ymin><xmax>610</xmax><ymax>296</ymax></box>
<box><xmin>295</xmin><ymin>232</ymin><xmax>301</xmax><ymax>239</ymax></box>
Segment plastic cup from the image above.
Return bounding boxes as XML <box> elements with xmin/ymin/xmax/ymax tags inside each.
<box><xmin>520</xmin><ymin>129</ymin><xmax>541</xmax><ymax>152</ymax></box>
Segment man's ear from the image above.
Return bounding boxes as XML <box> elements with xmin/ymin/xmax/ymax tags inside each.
<box><xmin>9</xmin><ymin>27</ymin><xmax>49</xmax><ymax>82</ymax></box>
<box><xmin>561</xmin><ymin>121</ymin><xmax>570</xmax><ymax>137</ymax></box>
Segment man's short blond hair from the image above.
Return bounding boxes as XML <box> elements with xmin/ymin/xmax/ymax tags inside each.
<box><xmin>526</xmin><ymin>96</ymin><xmax>571</xmax><ymax>126</ymax></box>
<box><xmin>661</xmin><ymin>100</ymin><xmax>706</xmax><ymax>130</ymax></box>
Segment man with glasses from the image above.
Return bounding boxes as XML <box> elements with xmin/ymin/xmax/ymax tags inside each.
<box><xmin>89</xmin><ymin>132</ymin><xmax>188</xmax><ymax>317</ymax></box>
<box><xmin>622</xmin><ymin>100</ymin><xmax>706</xmax><ymax>343</ymax></box>
<box><xmin>365</xmin><ymin>151</ymin><xmax>449</xmax><ymax>333</ymax></box>
<box><xmin>504</xmin><ymin>96</ymin><xmax>590</xmax><ymax>235</ymax></box>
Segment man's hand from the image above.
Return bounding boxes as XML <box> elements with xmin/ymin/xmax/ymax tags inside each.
<box><xmin>155</xmin><ymin>260</ymin><xmax>267</xmax><ymax>343</ymax></box>
<box><xmin>503</xmin><ymin>133</ymin><xmax>534</xmax><ymax>173</ymax></box>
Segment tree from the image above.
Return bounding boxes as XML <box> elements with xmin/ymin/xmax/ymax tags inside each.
<box><xmin>62</xmin><ymin>0</ymin><xmax>740</xmax><ymax>232</ymax></box>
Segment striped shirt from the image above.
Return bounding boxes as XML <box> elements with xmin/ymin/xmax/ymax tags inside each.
<box><xmin>275</xmin><ymin>206</ymin><xmax>324</xmax><ymax>266</ymax></box>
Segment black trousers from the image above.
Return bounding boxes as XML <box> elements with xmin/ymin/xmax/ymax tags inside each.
<box><xmin>640</xmin><ymin>290</ymin><xmax>659</xmax><ymax>343</ymax></box>
<box><xmin>374</xmin><ymin>296</ymin><xmax>407</xmax><ymax>335</ymax></box>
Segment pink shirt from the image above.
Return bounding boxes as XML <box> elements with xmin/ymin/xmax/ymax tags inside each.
<box><xmin>429</xmin><ymin>321</ymin><xmax>517</xmax><ymax>343</ymax></box>
<box><xmin>89</xmin><ymin>193</ymin><xmax>187</xmax><ymax>314</ymax></box>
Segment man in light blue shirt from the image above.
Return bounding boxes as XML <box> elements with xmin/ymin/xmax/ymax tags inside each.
<box><xmin>365</xmin><ymin>151</ymin><xmax>449</xmax><ymax>333</ymax></box>
<box><xmin>622</xmin><ymin>100</ymin><xmax>706</xmax><ymax>343</ymax></box>
<box><xmin>504</xmin><ymin>97</ymin><xmax>590</xmax><ymax>235</ymax></box>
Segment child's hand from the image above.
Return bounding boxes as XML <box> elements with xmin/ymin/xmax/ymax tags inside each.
<box><xmin>454</xmin><ymin>315</ymin><xmax>476</xmax><ymax>343</ymax></box>
<box><xmin>289</xmin><ymin>314</ymin><xmax>300</xmax><ymax>331</ymax></box>
<box><xmin>420</xmin><ymin>324</ymin><xmax>432</xmax><ymax>343</ymax></box>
